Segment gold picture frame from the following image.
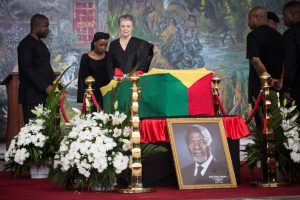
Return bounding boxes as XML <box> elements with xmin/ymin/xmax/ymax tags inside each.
<box><xmin>167</xmin><ymin>118</ymin><xmax>237</xmax><ymax>189</ymax></box>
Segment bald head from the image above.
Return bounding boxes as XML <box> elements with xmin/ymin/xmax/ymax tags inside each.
<box><xmin>30</xmin><ymin>14</ymin><xmax>49</xmax><ymax>39</ymax></box>
<box><xmin>248</xmin><ymin>6</ymin><xmax>268</xmax><ymax>30</ymax></box>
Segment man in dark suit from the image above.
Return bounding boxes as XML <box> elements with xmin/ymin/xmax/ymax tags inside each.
<box><xmin>282</xmin><ymin>1</ymin><xmax>300</xmax><ymax>110</ymax></box>
<box><xmin>181</xmin><ymin>125</ymin><xmax>230</xmax><ymax>185</ymax></box>
<box><xmin>246</xmin><ymin>5</ymin><xmax>284</xmax><ymax>182</ymax></box>
<box><xmin>18</xmin><ymin>14</ymin><xmax>55</xmax><ymax>124</ymax></box>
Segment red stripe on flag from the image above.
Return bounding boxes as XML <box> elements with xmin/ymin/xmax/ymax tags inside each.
<box><xmin>188</xmin><ymin>73</ymin><xmax>215</xmax><ymax>115</ymax></box>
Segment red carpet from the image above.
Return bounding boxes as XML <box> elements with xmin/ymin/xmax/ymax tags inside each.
<box><xmin>1</xmin><ymin>165</ymin><xmax>300</xmax><ymax>200</ymax></box>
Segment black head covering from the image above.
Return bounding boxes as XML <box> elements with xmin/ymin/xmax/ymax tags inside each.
<box><xmin>267</xmin><ymin>11</ymin><xmax>280</xmax><ymax>23</ymax></box>
<box><xmin>91</xmin><ymin>32</ymin><xmax>110</xmax><ymax>50</ymax></box>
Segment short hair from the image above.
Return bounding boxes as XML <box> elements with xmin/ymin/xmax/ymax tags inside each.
<box><xmin>267</xmin><ymin>11</ymin><xmax>280</xmax><ymax>23</ymax></box>
<box><xmin>249</xmin><ymin>6</ymin><xmax>268</xmax><ymax>18</ymax></box>
<box><xmin>91</xmin><ymin>32</ymin><xmax>110</xmax><ymax>50</ymax></box>
<box><xmin>185</xmin><ymin>125</ymin><xmax>212</xmax><ymax>146</ymax></box>
<box><xmin>118</xmin><ymin>14</ymin><xmax>135</xmax><ymax>26</ymax></box>
<box><xmin>283</xmin><ymin>1</ymin><xmax>300</xmax><ymax>18</ymax></box>
<box><xmin>30</xmin><ymin>14</ymin><xmax>48</xmax><ymax>29</ymax></box>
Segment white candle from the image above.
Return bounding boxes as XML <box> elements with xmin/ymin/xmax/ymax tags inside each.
<box><xmin>132</xmin><ymin>148</ymin><xmax>141</xmax><ymax>158</ymax></box>
<box><xmin>132</xmin><ymin>102</ymin><xmax>139</xmax><ymax>112</ymax></box>
<box><xmin>132</xmin><ymin>131</ymin><xmax>140</xmax><ymax>144</ymax></box>
<box><xmin>132</xmin><ymin>92</ymin><xmax>139</xmax><ymax>101</ymax></box>
<box><xmin>132</xmin><ymin>163</ymin><xmax>142</xmax><ymax>176</ymax></box>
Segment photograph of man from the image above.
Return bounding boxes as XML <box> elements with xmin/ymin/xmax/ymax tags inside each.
<box><xmin>181</xmin><ymin>125</ymin><xmax>230</xmax><ymax>185</ymax></box>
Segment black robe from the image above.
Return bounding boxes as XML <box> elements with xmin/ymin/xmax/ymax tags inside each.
<box><xmin>106</xmin><ymin>37</ymin><xmax>154</xmax><ymax>79</ymax></box>
<box><xmin>77</xmin><ymin>53</ymin><xmax>110</xmax><ymax>107</ymax></box>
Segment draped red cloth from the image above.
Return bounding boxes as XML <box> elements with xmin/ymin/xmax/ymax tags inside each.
<box><xmin>221</xmin><ymin>116</ymin><xmax>250</xmax><ymax>139</ymax></box>
<box><xmin>140</xmin><ymin>116</ymin><xmax>250</xmax><ymax>143</ymax></box>
<box><xmin>140</xmin><ymin>119</ymin><xmax>169</xmax><ymax>143</ymax></box>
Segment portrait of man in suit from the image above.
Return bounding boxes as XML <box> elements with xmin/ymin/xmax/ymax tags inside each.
<box><xmin>180</xmin><ymin>124</ymin><xmax>230</xmax><ymax>185</ymax></box>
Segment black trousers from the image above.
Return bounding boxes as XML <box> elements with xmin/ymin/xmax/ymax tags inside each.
<box><xmin>22</xmin><ymin>102</ymin><xmax>42</xmax><ymax>124</ymax></box>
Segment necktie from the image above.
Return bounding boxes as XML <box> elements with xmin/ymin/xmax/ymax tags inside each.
<box><xmin>195</xmin><ymin>165</ymin><xmax>203</xmax><ymax>176</ymax></box>
<box><xmin>198</xmin><ymin>165</ymin><xmax>203</xmax><ymax>175</ymax></box>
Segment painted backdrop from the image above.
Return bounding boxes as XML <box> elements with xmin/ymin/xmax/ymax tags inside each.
<box><xmin>0</xmin><ymin>0</ymin><xmax>289</xmax><ymax>139</ymax></box>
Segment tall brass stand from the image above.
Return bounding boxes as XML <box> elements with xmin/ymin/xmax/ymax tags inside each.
<box><xmin>251</xmin><ymin>72</ymin><xmax>287</xmax><ymax>187</ymax></box>
<box><xmin>83</xmin><ymin>76</ymin><xmax>95</xmax><ymax>114</ymax></box>
<box><xmin>116</xmin><ymin>74</ymin><xmax>155</xmax><ymax>194</ymax></box>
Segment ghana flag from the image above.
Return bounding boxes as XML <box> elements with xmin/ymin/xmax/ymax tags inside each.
<box><xmin>100</xmin><ymin>68</ymin><xmax>215</xmax><ymax>118</ymax></box>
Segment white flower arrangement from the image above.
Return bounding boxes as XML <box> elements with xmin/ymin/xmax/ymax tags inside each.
<box><xmin>4</xmin><ymin>104</ymin><xmax>56</xmax><ymax>175</ymax></box>
<box><xmin>51</xmin><ymin>111</ymin><xmax>131</xmax><ymax>190</ymax></box>
<box><xmin>281</xmin><ymin>104</ymin><xmax>300</xmax><ymax>163</ymax></box>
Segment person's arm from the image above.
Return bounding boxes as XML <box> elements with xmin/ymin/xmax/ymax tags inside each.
<box><xmin>106</xmin><ymin>43</ymin><xmax>115</xmax><ymax>80</ymax></box>
<box><xmin>77</xmin><ymin>54</ymin><xmax>88</xmax><ymax>103</ymax></box>
<box><xmin>18</xmin><ymin>42</ymin><xmax>52</xmax><ymax>93</ymax></box>
<box><xmin>250</xmin><ymin>57</ymin><xmax>268</xmax><ymax>75</ymax></box>
<box><xmin>136</xmin><ymin>41</ymin><xmax>154</xmax><ymax>73</ymax></box>
<box><xmin>246</xmin><ymin>33</ymin><xmax>279</xmax><ymax>88</ymax></box>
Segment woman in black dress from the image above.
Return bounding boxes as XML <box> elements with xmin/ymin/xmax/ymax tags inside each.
<box><xmin>107</xmin><ymin>14</ymin><xmax>154</xmax><ymax>79</ymax></box>
<box><xmin>77</xmin><ymin>32</ymin><xmax>110</xmax><ymax>108</ymax></box>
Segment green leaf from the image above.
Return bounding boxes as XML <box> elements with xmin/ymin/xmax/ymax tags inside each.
<box><xmin>141</xmin><ymin>143</ymin><xmax>168</xmax><ymax>159</ymax></box>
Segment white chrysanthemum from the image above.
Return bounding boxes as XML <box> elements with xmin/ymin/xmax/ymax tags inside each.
<box><xmin>291</xmin><ymin>142</ymin><xmax>300</xmax><ymax>153</ymax></box>
<box><xmin>103</xmin><ymin>137</ymin><xmax>117</xmax><ymax>151</ymax></box>
<box><xmin>287</xmin><ymin>126</ymin><xmax>299</xmax><ymax>138</ymax></box>
<box><xmin>290</xmin><ymin>151</ymin><xmax>300</xmax><ymax>163</ymax></box>
<box><xmin>113</xmin><ymin>152</ymin><xmax>129</xmax><ymax>174</ymax></box>
<box><xmin>14</xmin><ymin>148</ymin><xmax>29</xmax><ymax>165</ymax></box>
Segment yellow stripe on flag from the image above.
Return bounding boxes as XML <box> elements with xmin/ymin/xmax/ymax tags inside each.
<box><xmin>100</xmin><ymin>80</ymin><xmax>119</xmax><ymax>96</ymax></box>
<box><xmin>143</xmin><ymin>68</ymin><xmax>214</xmax><ymax>88</ymax></box>
<box><xmin>100</xmin><ymin>68</ymin><xmax>214</xmax><ymax>95</ymax></box>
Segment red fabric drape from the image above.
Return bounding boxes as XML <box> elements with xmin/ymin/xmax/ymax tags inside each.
<box><xmin>140</xmin><ymin>116</ymin><xmax>249</xmax><ymax>143</ymax></box>
<box><xmin>222</xmin><ymin>116</ymin><xmax>250</xmax><ymax>139</ymax></box>
<box><xmin>140</xmin><ymin>119</ymin><xmax>169</xmax><ymax>143</ymax></box>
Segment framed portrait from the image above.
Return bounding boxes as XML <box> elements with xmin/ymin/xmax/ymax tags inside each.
<box><xmin>167</xmin><ymin>118</ymin><xmax>237</xmax><ymax>189</ymax></box>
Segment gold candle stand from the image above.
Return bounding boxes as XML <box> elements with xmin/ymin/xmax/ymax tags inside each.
<box><xmin>84</xmin><ymin>76</ymin><xmax>95</xmax><ymax>114</ymax></box>
<box><xmin>212</xmin><ymin>75</ymin><xmax>221</xmax><ymax>116</ymax></box>
<box><xmin>52</xmin><ymin>78</ymin><xmax>62</xmax><ymax>128</ymax></box>
<box><xmin>251</xmin><ymin>72</ymin><xmax>287</xmax><ymax>187</ymax></box>
<box><xmin>116</xmin><ymin>74</ymin><xmax>155</xmax><ymax>194</ymax></box>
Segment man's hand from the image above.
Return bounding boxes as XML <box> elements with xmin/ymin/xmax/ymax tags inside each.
<box><xmin>271</xmin><ymin>79</ymin><xmax>283</xmax><ymax>90</ymax></box>
<box><xmin>45</xmin><ymin>85</ymin><xmax>53</xmax><ymax>95</ymax></box>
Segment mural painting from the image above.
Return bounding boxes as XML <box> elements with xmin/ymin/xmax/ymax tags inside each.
<box><xmin>0</xmin><ymin>0</ymin><xmax>290</xmax><ymax>139</ymax></box>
